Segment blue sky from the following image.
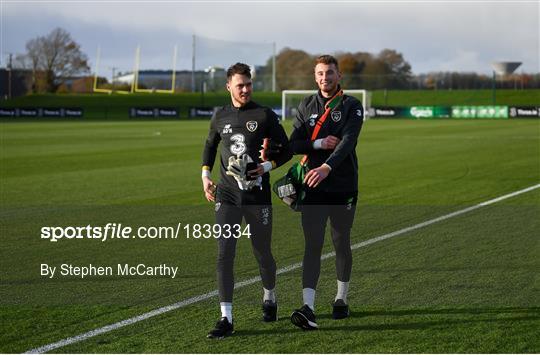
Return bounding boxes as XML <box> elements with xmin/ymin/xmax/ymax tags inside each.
<box><xmin>2</xmin><ymin>0</ymin><xmax>538</xmax><ymax>76</ymax></box>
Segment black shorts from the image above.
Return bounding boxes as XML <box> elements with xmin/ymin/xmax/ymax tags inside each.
<box><xmin>302</xmin><ymin>190</ymin><xmax>358</xmax><ymax>206</ymax></box>
<box><xmin>216</xmin><ymin>183</ymin><xmax>271</xmax><ymax>206</ymax></box>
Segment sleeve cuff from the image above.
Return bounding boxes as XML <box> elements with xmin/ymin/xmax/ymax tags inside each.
<box><xmin>262</xmin><ymin>161</ymin><xmax>273</xmax><ymax>173</ymax></box>
<box><xmin>322</xmin><ymin>163</ymin><xmax>332</xmax><ymax>171</ymax></box>
<box><xmin>313</xmin><ymin>139</ymin><xmax>324</xmax><ymax>150</ymax></box>
<box><xmin>202</xmin><ymin>166</ymin><xmax>211</xmax><ymax>178</ymax></box>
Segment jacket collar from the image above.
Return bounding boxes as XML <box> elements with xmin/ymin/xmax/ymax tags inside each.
<box><xmin>231</xmin><ymin>100</ymin><xmax>257</xmax><ymax>111</ymax></box>
<box><xmin>317</xmin><ymin>85</ymin><xmax>342</xmax><ymax>106</ymax></box>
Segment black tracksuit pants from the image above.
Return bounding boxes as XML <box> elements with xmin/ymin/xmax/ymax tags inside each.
<box><xmin>300</xmin><ymin>190</ymin><xmax>357</xmax><ymax>289</ymax></box>
<box><xmin>215</xmin><ymin>185</ymin><xmax>276</xmax><ymax>303</ymax></box>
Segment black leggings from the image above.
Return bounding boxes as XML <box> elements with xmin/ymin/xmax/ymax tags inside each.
<box><xmin>300</xmin><ymin>191</ymin><xmax>357</xmax><ymax>289</ymax></box>
<box><xmin>215</xmin><ymin>202</ymin><xmax>276</xmax><ymax>302</ymax></box>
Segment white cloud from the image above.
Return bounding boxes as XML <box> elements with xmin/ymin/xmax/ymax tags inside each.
<box><xmin>2</xmin><ymin>1</ymin><xmax>538</xmax><ymax>73</ymax></box>
<box><xmin>434</xmin><ymin>49</ymin><xmax>484</xmax><ymax>73</ymax></box>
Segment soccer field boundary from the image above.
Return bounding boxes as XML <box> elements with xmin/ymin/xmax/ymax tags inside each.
<box><xmin>25</xmin><ymin>183</ymin><xmax>540</xmax><ymax>354</ymax></box>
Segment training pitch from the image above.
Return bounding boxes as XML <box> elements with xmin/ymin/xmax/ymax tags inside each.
<box><xmin>1</xmin><ymin>118</ymin><xmax>539</xmax><ymax>353</ymax></box>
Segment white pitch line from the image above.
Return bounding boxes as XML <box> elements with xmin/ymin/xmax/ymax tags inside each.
<box><xmin>26</xmin><ymin>183</ymin><xmax>540</xmax><ymax>353</ymax></box>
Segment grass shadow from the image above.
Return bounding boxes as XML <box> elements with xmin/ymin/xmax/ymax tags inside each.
<box><xmin>235</xmin><ymin>306</ymin><xmax>540</xmax><ymax>337</ymax></box>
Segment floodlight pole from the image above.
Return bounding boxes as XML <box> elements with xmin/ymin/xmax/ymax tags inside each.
<box><xmin>171</xmin><ymin>45</ymin><xmax>177</xmax><ymax>93</ymax></box>
<box><xmin>135</xmin><ymin>45</ymin><xmax>142</xmax><ymax>92</ymax></box>
<box><xmin>491</xmin><ymin>70</ymin><xmax>496</xmax><ymax>105</ymax></box>
<box><xmin>191</xmin><ymin>34</ymin><xmax>196</xmax><ymax>93</ymax></box>
<box><xmin>131</xmin><ymin>46</ymin><xmax>139</xmax><ymax>93</ymax></box>
<box><xmin>7</xmin><ymin>53</ymin><xmax>12</xmax><ymax>99</ymax></box>
<box><xmin>272</xmin><ymin>42</ymin><xmax>276</xmax><ymax>92</ymax></box>
<box><xmin>111</xmin><ymin>66</ymin><xmax>118</xmax><ymax>92</ymax></box>
<box><xmin>93</xmin><ymin>46</ymin><xmax>101</xmax><ymax>92</ymax></box>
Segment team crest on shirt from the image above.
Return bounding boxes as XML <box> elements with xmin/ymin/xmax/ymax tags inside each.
<box><xmin>222</xmin><ymin>124</ymin><xmax>232</xmax><ymax>134</ymax></box>
<box><xmin>331</xmin><ymin>111</ymin><xmax>342</xmax><ymax>122</ymax></box>
<box><xmin>246</xmin><ymin>121</ymin><xmax>258</xmax><ymax>132</ymax></box>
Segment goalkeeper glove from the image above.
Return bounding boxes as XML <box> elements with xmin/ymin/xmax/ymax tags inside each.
<box><xmin>226</xmin><ymin>154</ymin><xmax>261</xmax><ymax>190</ymax></box>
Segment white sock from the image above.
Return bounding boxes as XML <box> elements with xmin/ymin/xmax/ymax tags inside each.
<box><xmin>263</xmin><ymin>288</ymin><xmax>276</xmax><ymax>303</ymax></box>
<box><xmin>302</xmin><ymin>288</ymin><xmax>316</xmax><ymax>311</ymax></box>
<box><xmin>220</xmin><ymin>302</ymin><xmax>232</xmax><ymax>323</ymax></box>
<box><xmin>335</xmin><ymin>280</ymin><xmax>349</xmax><ymax>303</ymax></box>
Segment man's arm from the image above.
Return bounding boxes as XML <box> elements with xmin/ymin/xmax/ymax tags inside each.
<box><xmin>201</xmin><ymin>113</ymin><xmax>221</xmax><ymax>202</ymax></box>
<box><xmin>266</xmin><ymin>112</ymin><xmax>292</xmax><ymax>168</ymax></box>
<box><xmin>304</xmin><ymin>102</ymin><xmax>363</xmax><ymax>188</ymax></box>
<box><xmin>289</xmin><ymin>99</ymin><xmax>340</xmax><ymax>154</ymax></box>
<box><xmin>324</xmin><ymin>103</ymin><xmax>364</xmax><ymax>170</ymax></box>
<box><xmin>249</xmin><ymin>111</ymin><xmax>293</xmax><ymax>179</ymax></box>
<box><xmin>289</xmin><ymin>100</ymin><xmax>313</xmax><ymax>154</ymax></box>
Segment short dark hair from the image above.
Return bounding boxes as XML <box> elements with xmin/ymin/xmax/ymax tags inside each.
<box><xmin>226</xmin><ymin>63</ymin><xmax>251</xmax><ymax>80</ymax></box>
<box><xmin>315</xmin><ymin>55</ymin><xmax>339</xmax><ymax>71</ymax></box>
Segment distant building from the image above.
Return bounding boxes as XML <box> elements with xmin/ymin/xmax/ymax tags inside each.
<box><xmin>204</xmin><ymin>66</ymin><xmax>226</xmax><ymax>91</ymax></box>
<box><xmin>0</xmin><ymin>68</ymin><xmax>33</xmax><ymax>99</ymax></box>
<box><xmin>58</xmin><ymin>76</ymin><xmax>96</xmax><ymax>93</ymax></box>
<box><xmin>115</xmin><ymin>70</ymin><xmax>215</xmax><ymax>92</ymax></box>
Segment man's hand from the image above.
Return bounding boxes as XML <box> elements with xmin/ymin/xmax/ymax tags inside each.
<box><xmin>259</xmin><ymin>138</ymin><xmax>283</xmax><ymax>161</ymax></box>
<box><xmin>247</xmin><ymin>164</ymin><xmax>265</xmax><ymax>179</ymax></box>
<box><xmin>225</xmin><ymin>154</ymin><xmax>261</xmax><ymax>190</ymax></box>
<box><xmin>321</xmin><ymin>135</ymin><xmax>340</xmax><ymax>150</ymax></box>
<box><xmin>304</xmin><ymin>164</ymin><xmax>331</xmax><ymax>188</ymax></box>
<box><xmin>202</xmin><ymin>176</ymin><xmax>216</xmax><ymax>202</ymax></box>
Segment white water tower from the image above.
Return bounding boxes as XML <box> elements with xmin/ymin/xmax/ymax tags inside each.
<box><xmin>492</xmin><ymin>62</ymin><xmax>522</xmax><ymax>76</ymax></box>
<box><xmin>490</xmin><ymin>61</ymin><xmax>522</xmax><ymax>103</ymax></box>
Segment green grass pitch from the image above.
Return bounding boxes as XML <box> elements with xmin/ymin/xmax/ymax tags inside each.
<box><xmin>1</xmin><ymin>118</ymin><xmax>539</xmax><ymax>353</ymax></box>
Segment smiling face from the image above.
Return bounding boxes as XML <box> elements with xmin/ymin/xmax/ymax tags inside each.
<box><xmin>314</xmin><ymin>62</ymin><xmax>342</xmax><ymax>97</ymax></box>
<box><xmin>227</xmin><ymin>73</ymin><xmax>252</xmax><ymax>107</ymax></box>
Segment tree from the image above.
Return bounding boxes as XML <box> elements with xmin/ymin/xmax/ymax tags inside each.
<box><xmin>265</xmin><ymin>47</ymin><xmax>416</xmax><ymax>90</ymax></box>
<box><xmin>19</xmin><ymin>28</ymin><xmax>90</xmax><ymax>93</ymax></box>
<box><xmin>356</xmin><ymin>53</ymin><xmax>387</xmax><ymax>89</ymax></box>
<box><xmin>335</xmin><ymin>52</ymin><xmax>365</xmax><ymax>88</ymax></box>
<box><xmin>272</xmin><ymin>48</ymin><xmax>314</xmax><ymax>90</ymax></box>
<box><xmin>377</xmin><ymin>49</ymin><xmax>413</xmax><ymax>89</ymax></box>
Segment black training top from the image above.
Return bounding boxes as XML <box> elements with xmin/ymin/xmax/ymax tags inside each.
<box><xmin>202</xmin><ymin>100</ymin><xmax>291</xmax><ymax>191</ymax></box>
<box><xmin>289</xmin><ymin>89</ymin><xmax>364</xmax><ymax>192</ymax></box>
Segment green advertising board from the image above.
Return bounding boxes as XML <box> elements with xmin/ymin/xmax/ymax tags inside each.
<box><xmin>371</xmin><ymin>106</ymin><xmax>512</xmax><ymax>119</ymax></box>
<box><xmin>452</xmin><ymin>106</ymin><xmax>508</xmax><ymax>119</ymax></box>
<box><xmin>408</xmin><ymin>106</ymin><xmax>451</xmax><ymax>119</ymax></box>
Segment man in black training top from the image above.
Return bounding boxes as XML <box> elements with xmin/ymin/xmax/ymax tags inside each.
<box><xmin>289</xmin><ymin>55</ymin><xmax>364</xmax><ymax>330</ymax></box>
<box><xmin>201</xmin><ymin>63</ymin><xmax>291</xmax><ymax>339</ymax></box>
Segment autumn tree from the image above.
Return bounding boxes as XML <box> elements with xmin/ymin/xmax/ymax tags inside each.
<box><xmin>273</xmin><ymin>48</ymin><xmax>315</xmax><ymax>90</ymax></box>
<box><xmin>266</xmin><ymin>47</ymin><xmax>414</xmax><ymax>90</ymax></box>
<box><xmin>377</xmin><ymin>49</ymin><xmax>412</xmax><ymax>89</ymax></box>
<box><xmin>18</xmin><ymin>28</ymin><xmax>90</xmax><ymax>93</ymax></box>
<box><xmin>335</xmin><ymin>52</ymin><xmax>365</xmax><ymax>88</ymax></box>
